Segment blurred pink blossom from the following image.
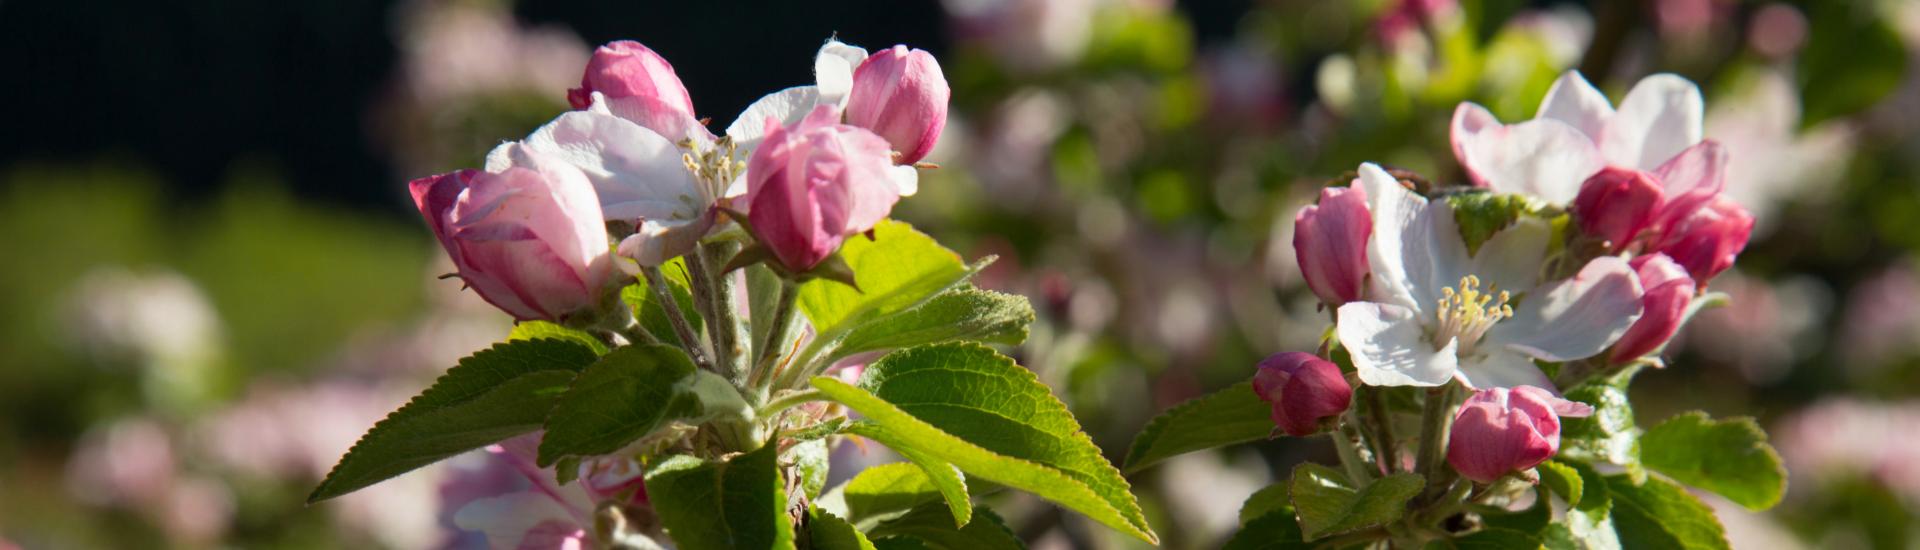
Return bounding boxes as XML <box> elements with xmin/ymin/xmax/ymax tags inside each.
<box><xmin>1777</xmin><ymin>399</ymin><xmax>1920</xmax><ymax>504</ymax></box>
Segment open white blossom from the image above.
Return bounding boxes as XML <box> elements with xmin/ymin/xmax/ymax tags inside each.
<box><xmin>1336</xmin><ymin>163</ymin><xmax>1645</xmax><ymax>389</ymax></box>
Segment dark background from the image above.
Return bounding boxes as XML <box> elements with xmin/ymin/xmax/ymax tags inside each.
<box><xmin>0</xmin><ymin>0</ymin><xmax>991</xmax><ymax>211</ymax></box>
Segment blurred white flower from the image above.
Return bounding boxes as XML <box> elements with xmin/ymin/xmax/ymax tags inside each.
<box><xmin>395</xmin><ymin>1</ymin><xmax>588</xmax><ymax>104</ymax></box>
<box><xmin>63</xmin><ymin>267</ymin><xmax>225</xmax><ymax>407</ymax></box>
<box><xmin>1682</xmin><ymin>271</ymin><xmax>1830</xmax><ymax>384</ymax></box>
<box><xmin>944</xmin><ymin>0</ymin><xmax>1096</xmax><ymax>74</ymax></box>
<box><xmin>1703</xmin><ymin>68</ymin><xmax>1854</xmax><ymax>233</ymax></box>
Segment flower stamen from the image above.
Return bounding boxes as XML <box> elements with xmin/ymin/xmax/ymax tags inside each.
<box><xmin>1433</xmin><ymin>275</ymin><xmax>1513</xmax><ymax>355</ymax></box>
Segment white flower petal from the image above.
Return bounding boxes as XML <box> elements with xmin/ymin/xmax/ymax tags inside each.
<box><xmin>518</xmin><ymin>110</ymin><xmax>703</xmax><ymax>223</ymax></box>
<box><xmin>1534</xmin><ymin>71</ymin><xmax>1614</xmax><ymax>140</ymax></box>
<box><xmin>1486</xmin><ymin>256</ymin><xmax>1645</xmax><ymax>362</ymax></box>
<box><xmin>619</xmin><ymin>215</ymin><xmax>714</xmax><ymax>267</ymax></box>
<box><xmin>814</xmin><ymin>39</ymin><xmax>869</xmax><ymax>107</ymax></box>
<box><xmin>1604</xmin><ymin>73</ymin><xmax>1704</xmax><ymax>172</ymax></box>
<box><xmin>725</xmin><ymin>86</ymin><xmax>821</xmax><ymax>154</ymax></box>
<box><xmin>1455</xmin><ymin>118</ymin><xmax>1604</xmax><ymax>204</ymax></box>
<box><xmin>1450</xmin><ymin>103</ymin><xmax>1501</xmax><ymax>187</ymax></box>
<box><xmin>1421</xmin><ymin>200</ymin><xmax>1475</xmax><ymax>302</ymax></box>
<box><xmin>889</xmin><ymin>164</ymin><xmax>920</xmax><ymax>197</ymax></box>
<box><xmin>1357</xmin><ymin>163</ymin><xmax>1435</xmax><ymax>314</ymax></box>
<box><xmin>1338</xmin><ymin>302</ymin><xmax>1459</xmax><ymax>387</ymax></box>
<box><xmin>1457</xmin><ymin>350</ymin><xmax>1555</xmax><ymax>390</ymax></box>
<box><xmin>1469</xmin><ymin>217</ymin><xmax>1550</xmax><ymax>295</ymax></box>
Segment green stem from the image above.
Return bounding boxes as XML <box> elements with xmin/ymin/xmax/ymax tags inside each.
<box><xmin>641</xmin><ymin>266</ymin><xmax>712</xmax><ymax>372</ymax></box>
<box><xmin>1363</xmin><ymin>384</ymin><xmax>1399</xmax><ymax>473</ymax></box>
<box><xmin>1414</xmin><ymin>383</ymin><xmax>1459</xmax><ymax>504</ymax></box>
<box><xmin>752</xmin><ymin>279</ymin><xmax>801</xmax><ymax>391</ymax></box>
<box><xmin>759</xmin><ymin>389</ymin><xmax>827</xmax><ymax>417</ymax></box>
<box><xmin>1331</xmin><ymin>412</ymin><xmax>1375</xmax><ymax>486</ymax></box>
<box><xmin>692</xmin><ymin>243</ymin><xmax>747</xmax><ymax>385</ymax></box>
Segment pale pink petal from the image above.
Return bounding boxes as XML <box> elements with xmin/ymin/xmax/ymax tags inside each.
<box><xmin>1486</xmin><ymin>256</ymin><xmax>1645</xmax><ymax>361</ymax></box>
<box><xmin>1603</xmin><ymin>73</ymin><xmax>1704</xmax><ymax>171</ymax></box>
<box><xmin>1535</xmin><ymin>71</ymin><xmax>1615</xmax><ymax>140</ymax></box>
<box><xmin>1337</xmin><ymin>301</ymin><xmax>1460</xmax><ymax>387</ymax></box>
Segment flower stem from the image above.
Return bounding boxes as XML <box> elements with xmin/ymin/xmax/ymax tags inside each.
<box><xmin>751</xmin><ymin>279</ymin><xmax>800</xmax><ymax>391</ymax></box>
<box><xmin>1332</xmin><ymin>411</ymin><xmax>1375</xmax><ymax>486</ymax></box>
<box><xmin>1414</xmin><ymin>383</ymin><xmax>1459</xmax><ymax>504</ymax></box>
<box><xmin>691</xmin><ymin>242</ymin><xmax>748</xmax><ymax>386</ymax></box>
<box><xmin>1362</xmin><ymin>384</ymin><xmax>1398</xmax><ymax>473</ymax></box>
<box><xmin>759</xmin><ymin>389</ymin><xmax>827</xmax><ymax>417</ymax></box>
<box><xmin>640</xmin><ymin>266</ymin><xmax>712</xmax><ymax>372</ymax></box>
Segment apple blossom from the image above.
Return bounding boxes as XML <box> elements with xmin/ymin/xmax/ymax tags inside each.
<box><xmin>1610</xmin><ymin>254</ymin><xmax>1696</xmax><ymax>364</ymax></box>
<box><xmin>739</xmin><ymin>105</ymin><xmax>909</xmax><ymax>272</ymax></box>
<box><xmin>410</xmin><ymin>148</ymin><xmax>614</xmax><ymax>322</ymax></box>
<box><xmin>1251</xmin><ymin>352</ymin><xmax>1353</xmax><ymax>437</ymax></box>
<box><xmin>452</xmin><ymin>434</ymin><xmax>649</xmax><ymax>550</ymax></box>
<box><xmin>1335</xmin><ymin>163</ymin><xmax>1644</xmax><ymax>389</ymax></box>
<box><xmin>1293</xmin><ymin>185</ymin><xmax>1372</xmax><ymax>306</ymax></box>
<box><xmin>1452</xmin><ymin>71</ymin><xmax>1707</xmax><ymax>204</ymax></box>
<box><xmin>845</xmin><ymin>45</ymin><xmax>950</xmax><ymax>164</ymax></box>
<box><xmin>567</xmin><ymin>40</ymin><xmax>696</xmax><ymax>122</ymax></box>
<box><xmin>1446</xmin><ymin>386</ymin><xmax>1594</xmax><ymax>484</ymax></box>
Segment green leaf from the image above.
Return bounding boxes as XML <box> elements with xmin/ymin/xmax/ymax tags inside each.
<box><xmin>844</xmin><ymin>463</ymin><xmax>961</xmax><ymax>528</ymax></box>
<box><xmin>1537</xmin><ymin>460</ymin><xmax>1582</xmax><ymax>507</ymax></box>
<box><xmin>537</xmin><ymin>344</ymin><xmax>712</xmax><ymax>466</ymax></box>
<box><xmin>1222</xmin><ymin>506</ymin><xmax>1314</xmax><ymax>550</ymax></box>
<box><xmin>508</xmin><ymin>321</ymin><xmax>609</xmax><ymax>355</ymax></box>
<box><xmin>623</xmin><ymin>256</ymin><xmax>703</xmax><ymax>342</ymax></box>
<box><xmin>1639</xmin><ymin>412</ymin><xmax>1787</xmax><ymax>510</ymax></box>
<box><xmin>1797</xmin><ymin>2</ymin><xmax>1907</xmax><ymax>127</ymax></box>
<box><xmin>810</xmin><ymin>509</ymin><xmax>879</xmax><ymax>550</ymax></box>
<box><xmin>308</xmin><ymin>339</ymin><xmax>597</xmax><ymax>503</ymax></box>
<box><xmin>1432</xmin><ymin>528</ymin><xmax>1543</xmax><ymax>549</ymax></box>
<box><xmin>813</xmin><ymin>343</ymin><xmax>1157</xmax><ymax>544</ymax></box>
<box><xmin>1542</xmin><ymin>461</ymin><xmax>1620</xmax><ymax>550</ymax></box>
<box><xmin>1238</xmin><ymin>484</ymin><xmax>1292</xmax><ymax>526</ymax></box>
<box><xmin>746</xmin><ymin>263</ymin><xmax>795</xmax><ymax>361</ymax></box>
<box><xmin>792</xmin><ymin>438</ymin><xmax>831</xmax><ymax>499</ymax></box>
<box><xmin>799</xmin><ymin>221</ymin><xmax>981</xmax><ymax>338</ymax></box>
<box><xmin>867</xmin><ymin>504</ymin><xmax>1024</xmax><ymax>550</ymax></box>
<box><xmin>1288</xmin><ymin>463</ymin><xmax>1424</xmax><ymax>541</ymax></box>
<box><xmin>1480</xmin><ymin>497</ymin><xmax>1550</xmax><ymax>534</ymax></box>
<box><xmin>1559</xmin><ymin>382</ymin><xmax>1642</xmax><ymax>480</ymax></box>
<box><xmin>1604</xmin><ymin>475</ymin><xmax>1730</xmax><ymax>550</ymax></box>
<box><xmin>647</xmin><ymin>443</ymin><xmax>796</xmax><ymax>550</ymax></box>
<box><xmin>886</xmin><ymin>446</ymin><xmax>974</xmax><ymax>528</ymax></box>
<box><xmin>1123</xmin><ymin>381</ymin><xmax>1273</xmax><ymax>474</ymax></box>
<box><xmin>832</xmin><ymin>288</ymin><xmax>1034</xmax><ymax>361</ymax></box>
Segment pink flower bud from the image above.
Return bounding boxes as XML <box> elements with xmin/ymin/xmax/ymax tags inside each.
<box><xmin>1294</xmin><ymin>186</ymin><xmax>1373</xmax><ymax>306</ymax></box>
<box><xmin>1572</xmin><ymin>167</ymin><xmax>1663</xmax><ymax>250</ymax></box>
<box><xmin>1609</xmin><ymin>254</ymin><xmax>1695</xmax><ymax>364</ymax></box>
<box><xmin>409</xmin><ymin>147</ymin><xmax>614</xmax><ymax>321</ymax></box>
<box><xmin>1655</xmin><ymin>195</ymin><xmax>1753</xmax><ymax>286</ymax></box>
<box><xmin>1447</xmin><ymin>386</ymin><xmax>1593</xmax><ymax>484</ymax></box>
<box><xmin>845</xmin><ymin>45</ymin><xmax>950</xmax><ymax>164</ymax></box>
<box><xmin>568</xmin><ymin>41</ymin><xmax>695</xmax><ymax>118</ymax></box>
<box><xmin>1251</xmin><ymin>352</ymin><xmax>1353</xmax><ymax>437</ymax></box>
<box><xmin>741</xmin><ymin>105</ymin><xmax>907</xmax><ymax>272</ymax></box>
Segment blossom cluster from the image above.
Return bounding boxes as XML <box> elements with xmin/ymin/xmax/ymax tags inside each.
<box><xmin>1262</xmin><ymin>71</ymin><xmax>1753</xmax><ymax>484</ymax></box>
<box><xmin>403</xmin><ymin>38</ymin><xmax>950</xmax><ymax>548</ymax></box>
<box><xmin>411</xmin><ymin>38</ymin><xmax>948</xmax><ymax>324</ymax></box>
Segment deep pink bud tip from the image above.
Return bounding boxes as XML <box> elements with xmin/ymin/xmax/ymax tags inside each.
<box><xmin>1251</xmin><ymin>352</ymin><xmax>1353</xmax><ymax>437</ymax></box>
